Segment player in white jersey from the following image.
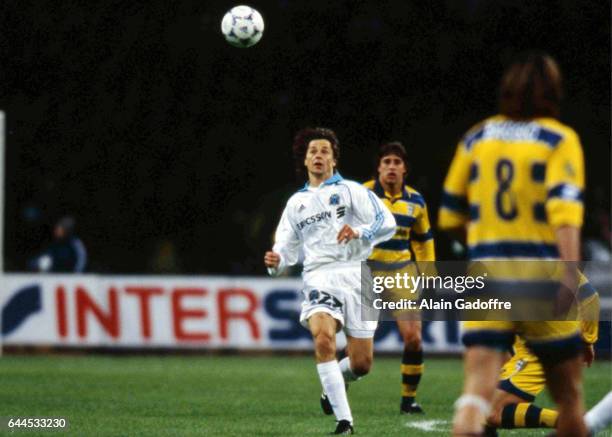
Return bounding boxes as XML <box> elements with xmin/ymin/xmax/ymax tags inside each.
<box><xmin>265</xmin><ymin>127</ymin><xmax>396</xmax><ymax>435</ymax></box>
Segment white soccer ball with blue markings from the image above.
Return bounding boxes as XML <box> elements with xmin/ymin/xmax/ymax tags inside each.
<box><xmin>221</xmin><ymin>5</ymin><xmax>264</xmax><ymax>48</ymax></box>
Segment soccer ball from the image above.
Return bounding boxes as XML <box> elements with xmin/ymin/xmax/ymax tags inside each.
<box><xmin>221</xmin><ymin>5</ymin><xmax>264</xmax><ymax>48</ymax></box>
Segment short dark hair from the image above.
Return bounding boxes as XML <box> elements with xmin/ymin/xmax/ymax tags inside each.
<box><xmin>376</xmin><ymin>141</ymin><xmax>409</xmax><ymax>176</ymax></box>
<box><xmin>498</xmin><ymin>51</ymin><xmax>563</xmax><ymax>119</ymax></box>
<box><xmin>292</xmin><ymin>127</ymin><xmax>340</xmax><ymax>176</ymax></box>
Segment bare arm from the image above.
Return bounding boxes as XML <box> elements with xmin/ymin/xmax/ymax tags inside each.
<box><xmin>555</xmin><ymin>225</ymin><xmax>581</xmax><ymax>262</ymax></box>
<box><xmin>554</xmin><ymin>225</ymin><xmax>581</xmax><ymax>316</ymax></box>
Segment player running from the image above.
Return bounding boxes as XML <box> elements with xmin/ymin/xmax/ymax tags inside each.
<box><xmin>364</xmin><ymin>142</ymin><xmax>435</xmax><ymax>414</ymax></box>
<box><xmin>264</xmin><ymin>127</ymin><xmax>396</xmax><ymax>435</ymax></box>
<box><xmin>439</xmin><ymin>52</ymin><xmax>589</xmax><ymax>436</ymax></box>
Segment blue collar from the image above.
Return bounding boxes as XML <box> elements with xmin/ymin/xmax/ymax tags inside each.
<box><xmin>298</xmin><ymin>172</ymin><xmax>344</xmax><ymax>191</ymax></box>
<box><xmin>374</xmin><ymin>178</ymin><xmax>409</xmax><ymax>201</ymax></box>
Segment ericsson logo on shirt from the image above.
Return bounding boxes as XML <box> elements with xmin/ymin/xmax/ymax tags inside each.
<box><xmin>297</xmin><ymin>211</ymin><xmax>332</xmax><ymax>230</ymax></box>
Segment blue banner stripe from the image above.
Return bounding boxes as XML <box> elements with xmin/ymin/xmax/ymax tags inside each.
<box><xmin>2</xmin><ymin>285</ymin><xmax>42</xmax><ymax>336</ymax></box>
<box><xmin>376</xmin><ymin>239</ymin><xmax>411</xmax><ymax>251</ymax></box>
<box><xmin>468</xmin><ymin>242</ymin><xmax>559</xmax><ymax>259</ymax></box>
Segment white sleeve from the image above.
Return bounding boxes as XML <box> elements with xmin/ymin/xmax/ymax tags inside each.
<box><xmin>267</xmin><ymin>203</ymin><xmax>301</xmax><ymax>276</ymax></box>
<box><xmin>351</xmin><ymin>184</ymin><xmax>396</xmax><ymax>246</ymax></box>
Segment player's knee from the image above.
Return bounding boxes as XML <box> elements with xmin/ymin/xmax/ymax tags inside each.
<box><xmin>313</xmin><ymin>332</ymin><xmax>336</xmax><ymax>360</ymax></box>
<box><xmin>549</xmin><ymin>379</ymin><xmax>582</xmax><ymax>407</ymax></box>
<box><xmin>351</xmin><ymin>355</ymin><xmax>372</xmax><ymax>376</ymax></box>
<box><xmin>402</xmin><ymin>331</ymin><xmax>422</xmax><ymax>350</ymax></box>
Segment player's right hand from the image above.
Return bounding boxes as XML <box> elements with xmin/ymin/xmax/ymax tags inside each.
<box><xmin>264</xmin><ymin>251</ymin><xmax>280</xmax><ymax>268</ymax></box>
<box><xmin>583</xmin><ymin>343</ymin><xmax>595</xmax><ymax>367</ymax></box>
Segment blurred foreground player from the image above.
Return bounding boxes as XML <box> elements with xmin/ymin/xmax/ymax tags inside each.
<box><xmin>364</xmin><ymin>142</ymin><xmax>435</xmax><ymax>414</ymax></box>
<box><xmin>264</xmin><ymin>128</ymin><xmax>396</xmax><ymax>434</ymax></box>
<box><xmin>439</xmin><ymin>52</ymin><xmax>588</xmax><ymax>436</ymax></box>
<box><xmin>485</xmin><ymin>278</ymin><xmax>599</xmax><ymax>435</ymax></box>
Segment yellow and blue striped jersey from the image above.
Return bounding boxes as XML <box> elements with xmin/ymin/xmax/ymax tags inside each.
<box><xmin>512</xmin><ymin>280</ymin><xmax>600</xmax><ymax>360</ymax></box>
<box><xmin>439</xmin><ymin>115</ymin><xmax>584</xmax><ymax>259</ymax></box>
<box><xmin>364</xmin><ymin>179</ymin><xmax>435</xmax><ymax>267</ymax></box>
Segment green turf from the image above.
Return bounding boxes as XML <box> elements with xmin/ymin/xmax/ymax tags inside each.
<box><xmin>0</xmin><ymin>355</ymin><xmax>610</xmax><ymax>436</ymax></box>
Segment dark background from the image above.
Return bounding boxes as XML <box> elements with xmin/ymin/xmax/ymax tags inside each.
<box><xmin>1</xmin><ymin>0</ymin><xmax>610</xmax><ymax>274</ymax></box>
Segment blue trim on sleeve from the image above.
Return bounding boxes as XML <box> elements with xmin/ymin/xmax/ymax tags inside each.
<box><xmin>441</xmin><ymin>191</ymin><xmax>469</xmax><ymax>214</ymax></box>
<box><xmin>547</xmin><ymin>184</ymin><xmax>583</xmax><ymax>202</ymax></box>
<box><xmin>362</xmin><ymin>189</ymin><xmax>384</xmax><ymax>241</ymax></box>
<box><xmin>411</xmin><ymin>230</ymin><xmax>433</xmax><ymax>242</ymax></box>
<box><xmin>376</xmin><ymin>239</ymin><xmax>411</xmax><ymax>251</ymax></box>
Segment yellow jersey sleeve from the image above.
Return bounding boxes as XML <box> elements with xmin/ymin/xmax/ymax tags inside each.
<box><xmin>580</xmin><ymin>294</ymin><xmax>600</xmax><ymax>344</ymax></box>
<box><xmin>439</xmin><ymin>142</ymin><xmax>471</xmax><ymax>230</ymax></box>
<box><xmin>545</xmin><ymin>130</ymin><xmax>585</xmax><ymax>228</ymax></box>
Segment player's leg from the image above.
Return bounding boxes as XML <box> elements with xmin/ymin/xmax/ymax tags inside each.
<box><xmin>541</xmin><ymin>354</ymin><xmax>587</xmax><ymax>437</ymax></box>
<box><xmin>309</xmin><ymin>312</ymin><xmax>354</xmax><ymax>430</ymax></box>
<box><xmin>453</xmin><ymin>346</ymin><xmax>505</xmax><ymax>436</ymax></box>
<box><xmin>337</xmin><ymin>264</ymin><xmax>378</xmax><ymax>383</ymax></box>
<box><xmin>486</xmin><ymin>390</ymin><xmax>558</xmax><ymax>430</ymax></box>
<box><xmin>526</xmin><ymin>322</ymin><xmax>587</xmax><ymax>437</ymax></box>
<box><xmin>453</xmin><ymin>322</ymin><xmax>515</xmax><ymax>436</ymax></box>
<box><xmin>341</xmin><ymin>335</ymin><xmax>373</xmax><ymax>382</ymax></box>
<box><xmin>486</xmin><ymin>348</ymin><xmax>557</xmax><ymax>432</ymax></box>
<box><xmin>397</xmin><ymin>319</ymin><xmax>424</xmax><ymax>413</ymax></box>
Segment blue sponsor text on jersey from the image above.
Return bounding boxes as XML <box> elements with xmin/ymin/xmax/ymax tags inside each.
<box><xmin>296</xmin><ymin>210</ymin><xmax>333</xmax><ymax>230</ymax></box>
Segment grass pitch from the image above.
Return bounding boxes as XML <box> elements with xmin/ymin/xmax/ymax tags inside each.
<box><xmin>0</xmin><ymin>354</ymin><xmax>610</xmax><ymax>436</ymax></box>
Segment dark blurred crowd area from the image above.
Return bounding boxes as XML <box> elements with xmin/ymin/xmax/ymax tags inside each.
<box><xmin>1</xmin><ymin>0</ymin><xmax>610</xmax><ymax>274</ymax></box>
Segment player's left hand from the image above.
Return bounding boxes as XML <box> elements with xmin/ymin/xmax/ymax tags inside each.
<box><xmin>337</xmin><ymin>225</ymin><xmax>358</xmax><ymax>244</ymax></box>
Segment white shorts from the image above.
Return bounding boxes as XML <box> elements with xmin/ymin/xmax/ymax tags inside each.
<box><xmin>299</xmin><ymin>264</ymin><xmax>379</xmax><ymax>338</ymax></box>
